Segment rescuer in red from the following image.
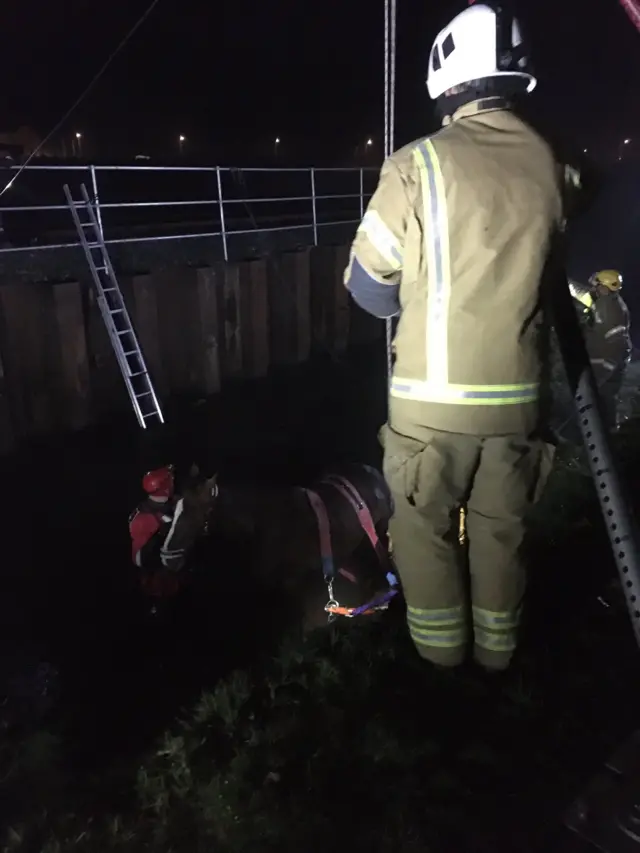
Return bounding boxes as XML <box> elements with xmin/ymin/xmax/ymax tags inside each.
<box><xmin>129</xmin><ymin>465</ymin><xmax>186</xmax><ymax>575</ymax></box>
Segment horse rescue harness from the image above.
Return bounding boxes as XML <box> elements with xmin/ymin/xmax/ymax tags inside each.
<box><xmin>302</xmin><ymin>470</ymin><xmax>399</xmax><ymax>622</ymax></box>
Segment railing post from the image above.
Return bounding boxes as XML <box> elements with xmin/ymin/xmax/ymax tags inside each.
<box><xmin>311</xmin><ymin>168</ymin><xmax>318</xmax><ymax>246</ymax></box>
<box><xmin>90</xmin><ymin>165</ymin><xmax>105</xmax><ymax>241</ymax></box>
<box><xmin>216</xmin><ymin>166</ymin><xmax>228</xmax><ymax>262</ymax></box>
<box><xmin>359</xmin><ymin>167</ymin><xmax>364</xmax><ymax>219</ymax></box>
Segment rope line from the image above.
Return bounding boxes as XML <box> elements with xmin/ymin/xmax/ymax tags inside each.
<box><xmin>0</xmin><ymin>0</ymin><xmax>163</xmax><ymax>198</ymax></box>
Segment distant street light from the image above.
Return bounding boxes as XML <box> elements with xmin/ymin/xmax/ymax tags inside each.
<box><xmin>74</xmin><ymin>132</ymin><xmax>83</xmax><ymax>158</ymax></box>
<box><xmin>274</xmin><ymin>137</ymin><xmax>280</xmax><ymax>156</ymax></box>
<box><xmin>624</xmin><ymin>138</ymin><xmax>631</xmax><ymax>144</ymax></box>
<box><xmin>366</xmin><ymin>138</ymin><xmax>373</xmax><ymax>147</ymax></box>
<box><xmin>179</xmin><ymin>134</ymin><xmax>186</xmax><ymax>154</ymax></box>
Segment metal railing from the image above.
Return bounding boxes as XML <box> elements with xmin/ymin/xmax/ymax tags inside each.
<box><xmin>0</xmin><ymin>164</ymin><xmax>379</xmax><ymax>257</ymax></box>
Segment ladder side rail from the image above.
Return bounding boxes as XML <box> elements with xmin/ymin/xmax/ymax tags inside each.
<box><xmin>63</xmin><ymin>184</ymin><xmax>156</xmax><ymax>428</ymax></box>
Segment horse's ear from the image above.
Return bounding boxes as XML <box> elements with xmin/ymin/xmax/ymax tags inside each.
<box><xmin>189</xmin><ymin>463</ymin><xmax>200</xmax><ymax>478</ymax></box>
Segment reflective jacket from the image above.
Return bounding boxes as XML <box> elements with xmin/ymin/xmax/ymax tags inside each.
<box><xmin>569</xmin><ymin>282</ymin><xmax>631</xmax><ymax>372</ymax></box>
<box><xmin>129</xmin><ymin>496</ymin><xmax>186</xmax><ymax>571</ymax></box>
<box><xmin>345</xmin><ymin>98</ymin><xmax>563</xmax><ymax>437</ymax></box>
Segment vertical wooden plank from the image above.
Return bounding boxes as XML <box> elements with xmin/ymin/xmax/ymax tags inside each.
<box><xmin>332</xmin><ymin>245</ymin><xmax>350</xmax><ymax>353</ymax></box>
<box><xmin>0</xmin><ymin>285</ymin><xmax>27</xmax><ymax>439</ymax></box>
<box><xmin>0</xmin><ymin>329</ymin><xmax>15</xmax><ymax>454</ymax></box>
<box><xmin>294</xmin><ymin>249</ymin><xmax>311</xmax><ymax>363</ymax></box>
<box><xmin>131</xmin><ymin>273</ymin><xmax>167</xmax><ymax>399</ymax></box>
<box><xmin>240</xmin><ymin>258</ymin><xmax>269</xmax><ymax>378</ymax></box>
<box><xmin>82</xmin><ymin>281</ymin><xmax>127</xmax><ymax>418</ymax></box>
<box><xmin>0</xmin><ymin>282</ymin><xmax>58</xmax><ymax>436</ymax></box>
<box><xmin>221</xmin><ymin>264</ymin><xmax>243</xmax><ymax>378</ymax></box>
<box><xmin>267</xmin><ymin>255</ymin><xmax>291</xmax><ymax>367</ymax></box>
<box><xmin>309</xmin><ymin>246</ymin><xmax>333</xmax><ymax>354</ymax></box>
<box><xmin>195</xmin><ymin>266</ymin><xmax>222</xmax><ymax>395</ymax></box>
<box><xmin>52</xmin><ymin>281</ymin><xmax>91</xmax><ymax>430</ymax></box>
<box><xmin>154</xmin><ymin>268</ymin><xmax>202</xmax><ymax>396</ymax></box>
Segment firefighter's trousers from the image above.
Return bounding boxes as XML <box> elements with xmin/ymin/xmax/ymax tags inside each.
<box><xmin>382</xmin><ymin>424</ymin><xmax>553</xmax><ymax>670</ymax></box>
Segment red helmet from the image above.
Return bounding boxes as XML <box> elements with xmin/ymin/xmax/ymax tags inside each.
<box><xmin>142</xmin><ymin>466</ymin><xmax>175</xmax><ymax>498</ymax></box>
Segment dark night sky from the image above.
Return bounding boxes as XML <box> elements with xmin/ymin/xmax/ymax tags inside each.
<box><xmin>2</xmin><ymin>0</ymin><xmax>640</xmax><ymax>163</ymax></box>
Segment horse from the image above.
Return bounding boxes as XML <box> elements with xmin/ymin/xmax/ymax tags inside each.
<box><xmin>166</xmin><ymin>463</ymin><xmax>396</xmax><ymax>631</ymax></box>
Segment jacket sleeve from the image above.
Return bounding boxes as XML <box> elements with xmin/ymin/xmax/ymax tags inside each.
<box><xmin>129</xmin><ymin>511</ymin><xmax>160</xmax><ymax>566</ymax></box>
<box><xmin>344</xmin><ymin>158</ymin><xmax>408</xmax><ymax>319</ymax></box>
<box><xmin>603</xmin><ymin>299</ymin><xmax>632</xmax><ymax>362</ymax></box>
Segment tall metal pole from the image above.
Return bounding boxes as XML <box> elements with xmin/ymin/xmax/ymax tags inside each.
<box><xmin>216</xmin><ymin>166</ymin><xmax>228</xmax><ymax>262</ymax></box>
<box><xmin>383</xmin><ymin>0</ymin><xmax>397</xmax><ymax>383</ymax></box>
<box><xmin>311</xmin><ymin>168</ymin><xmax>318</xmax><ymax>246</ymax></box>
<box><xmin>552</xmin><ymin>270</ymin><xmax>640</xmax><ymax>649</ymax></box>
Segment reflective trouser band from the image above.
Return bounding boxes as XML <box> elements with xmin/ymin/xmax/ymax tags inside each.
<box><xmin>358</xmin><ymin>210</ymin><xmax>403</xmax><ymax>270</ymax></box>
<box><xmin>590</xmin><ymin>358</ymin><xmax>617</xmax><ymax>372</ymax></box>
<box><xmin>391</xmin><ymin>377</ymin><xmax>539</xmax><ymax>406</ymax></box>
<box><xmin>604</xmin><ymin>325</ymin><xmax>626</xmax><ymax>339</ymax></box>
<box><xmin>473</xmin><ymin>606</ymin><xmax>520</xmax><ymax>652</ymax></box>
<box><xmin>407</xmin><ymin>604</ymin><xmax>467</xmax><ymax>650</ymax></box>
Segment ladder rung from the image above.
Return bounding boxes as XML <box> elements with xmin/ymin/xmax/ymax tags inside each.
<box><xmin>130</xmin><ymin>370</ymin><xmax>147</xmax><ymax>377</ymax></box>
<box><xmin>95</xmin><ymin>266</ymin><xmax>107</xmax><ymax>272</ymax></box>
<box><xmin>136</xmin><ymin>391</ymin><xmax>153</xmax><ymax>398</ymax></box>
<box><xmin>117</xmin><ymin>329</ymin><xmax>133</xmax><ymax>336</ymax></box>
<box><xmin>109</xmin><ymin>308</ymin><xmax>124</xmax><ymax>315</ymax></box>
<box><xmin>102</xmin><ymin>287</ymin><xmax>117</xmax><ymax>293</ymax></box>
<box><xmin>123</xmin><ymin>350</ymin><xmax>139</xmax><ymax>357</ymax></box>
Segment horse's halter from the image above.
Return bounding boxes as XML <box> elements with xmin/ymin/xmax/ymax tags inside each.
<box><xmin>202</xmin><ymin>481</ymin><xmax>219</xmax><ymax>536</ymax></box>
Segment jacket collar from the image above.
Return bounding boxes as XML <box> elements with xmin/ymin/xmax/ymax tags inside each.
<box><xmin>442</xmin><ymin>97</ymin><xmax>511</xmax><ymax>126</ymax></box>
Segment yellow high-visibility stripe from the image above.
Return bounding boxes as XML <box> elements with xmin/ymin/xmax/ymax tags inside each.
<box><xmin>413</xmin><ymin>140</ymin><xmax>450</xmax><ymax>387</ymax></box>
<box><xmin>473</xmin><ymin>626</ymin><xmax>517</xmax><ymax>652</ymax></box>
<box><xmin>472</xmin><ymin>606</ymin><xmax>520</xmax><ymax>631</ymax></box>
<box><xmin>407</xmin><ymin>604</ymin><xmax>467</xmax><ymax>649</ymax></box>
<box><xmin>392</xmin><ymin>139</ymin><xmax>539</xmax><ymax>408</ymax></box>
<box><xmin>472</xmin><ymin>606</ymin><xmax>519</xmax><ymax>652</ymax></box>
<box><xmin>407</xmin><ymin>604</ymin><xmax>465</xmax><ymax>627</ymax></box>
<box><xmin>409</xmin><ymin>625</ymin><xmax>467</xmax><ymax>649</ymax></box>
<box><xmin>358</xmin><ymin>210</ymin><xmax>403</xmax><ymax>270</ymax></box>
<box><xmin>391</xmin><ymin>378</ymin><xmax>538</xmax><ymax>405</ymax></box>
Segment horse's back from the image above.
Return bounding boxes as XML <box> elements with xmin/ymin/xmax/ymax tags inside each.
<box><xmin>317</xmin><ymin>462</ymin><xmax>392</xmax><ymax>527</ymax></box>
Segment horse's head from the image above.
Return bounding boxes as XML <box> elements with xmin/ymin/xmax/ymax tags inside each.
<box><xmin>182</xmin><ymin>464</ymin><xmax>219</xmax><ymax>534</ymax></box>
<box><xmin>157</xmin><ymin>465</ymin><xmax>220</xmax><ymax>571</ymax></box>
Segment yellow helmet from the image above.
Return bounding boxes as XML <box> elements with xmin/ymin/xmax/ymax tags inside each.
<box><xmin>589</xmin><ymin>269</ymin><xmax>623</xmax><ymax>292</ymax></box>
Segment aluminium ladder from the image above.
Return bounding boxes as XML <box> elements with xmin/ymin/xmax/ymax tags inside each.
<box><xmin>63</xmin><ymin>183</ymin><xmax>164</xmax><ymax>428</ymax></box>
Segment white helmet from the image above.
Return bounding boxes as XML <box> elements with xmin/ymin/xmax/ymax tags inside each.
<box><xmin>427</xmin><ymin>3</ymin><xmax>537</xmax><ymax>101</ymax></box>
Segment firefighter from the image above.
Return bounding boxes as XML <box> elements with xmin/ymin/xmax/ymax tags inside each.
<box><xmin>129</xmin><ymin>466</ymin><xmax>188</xmax><ymax>596</ymax></box>
<box><xmin>344</xmin><ymin>3</ymin><xmax>561</xmax><ymax>671</ymax></box>
<box><xmin>569</xmin><ymin>269</ymin><xmax>631</xmax><ymax>428</ymax></box>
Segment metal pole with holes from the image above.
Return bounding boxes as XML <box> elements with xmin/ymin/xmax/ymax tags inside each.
<box><xmin>216</xmin><ymin>166</ymin><xmax>228</xmax><ymax>262</ymax></box>
<box><xmin>359</xmin><ymin>168</ymin><xmax>364</xmax><ymax>219</ymax></box>
<box><xmin>90</xmin><ymin>165</ymin><xmax>105</xmax><ymax>241</ymax></box>
<box><xmin>90</xmin><ymin>164</ymin><xmax>108</xmax><ymax>271</ymax></box>
<box><xmin>310</xmin><ymin>168</ymin><xmax>318</xmax><ymax>246</ymax></box>
<box><xmin>553</xmin><ymin>275</ymin><xmax>640</xmax><ymax>649</ymax></box>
